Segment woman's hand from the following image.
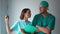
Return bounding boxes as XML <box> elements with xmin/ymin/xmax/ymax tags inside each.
<box><xmin>36</xmin><ymin>25</ymin><xmax>41</xmax><ymax>32</ymax></box>
<box><xmin>36</xmin><ymin>30</ymin><xmax>41</xmax><ymax>32</ymax></box>
<box><xmin>21</xmin><ymin>29</ymin><xmax>26</xmax><ymax>34</ymax></box>
<box><xmin>36</xmin><ymin>25</ymin><xmax>40</xmax><ymax>28</ymax></box>
<box><xmin>5</xmin><ymin>15</ymin><xmax>9</xmax><ymax>24</ymax></box>
<box><xmin>22</xmin><ymin>32</ymin><xmax>26</xmax><ymax>34</ymax></box>
<box><xmin>5</xmin><ymin>15</ymin><xmax>12</xmax><ymax>34</ymax></box>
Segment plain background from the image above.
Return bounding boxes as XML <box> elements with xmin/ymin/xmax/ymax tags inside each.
<box><xmin>0</xmin><ymin>0</ymin><xmax>60</xmax><ymax>34</ymax></box>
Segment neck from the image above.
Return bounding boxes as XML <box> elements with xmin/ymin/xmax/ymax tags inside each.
<box><xmin>23</xmin><ymin>17</ymin><xmax>28</xmax><ymax>21</ymax></box>
<box><xmin>42</xmin><ymin>11</ymin><xmax>48</xmax><ymax>17</ymax></box>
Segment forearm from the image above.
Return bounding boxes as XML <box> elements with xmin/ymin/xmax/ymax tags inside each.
<box><xmin>6</xmin><ymin>23</ymin><xmax>12</xmax><ymax>34</ymax></box>
<box><xmin>5</xmin><ymin>16</ymin><xmax>13</xmax><ymax>34</ymax></box>
<box><xmin>38</xmin><ymin>26</ymin><xmax>51</xmax><ymax>34</ymax></box>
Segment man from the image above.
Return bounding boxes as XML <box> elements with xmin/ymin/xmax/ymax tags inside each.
<box><xmin>32</xmin><ymin>1</ymin><xmax>55</xmax><ymax>34</ymax></box>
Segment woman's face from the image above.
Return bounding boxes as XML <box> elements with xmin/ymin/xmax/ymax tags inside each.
<box><xmin>24</xmin><ymin>10</ymin><xmax>31</xmax><ymax>18</ymax></box>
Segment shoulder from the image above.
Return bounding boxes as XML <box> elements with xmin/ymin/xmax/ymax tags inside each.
<box><xmin>49</xmin><ymin>13</ymin><xmax>55</xmax><ymax>20</ymax></box>
<box><xmin>35</xmin><ymin>14</ymin><xmax>41</xmax><ymax>16</ymax></box>
<box><xmin>13</xmin><ymin>20</ymin><xmax>20</xmax><ymax>25</ymax></box>
<box><xmin>34</xmin><ymin>14</ymin><xmax>41</xmax><ymax>18</ymax></box>
<box><xmin>10</xmin><ymin>20</ymin><xmax>20</xmax><ymax>29</ymax></box>
<box><xmin>15</xmin><ymin>20</ymin><xmax>20</xmax><ymax>23</ymax></box>
<box><xmin>14</xmin><ymin>19</ymin><xmax>22</xmax><ymax>25</ymax></box>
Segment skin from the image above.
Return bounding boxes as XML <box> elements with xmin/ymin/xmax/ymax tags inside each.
<box><xmin>36</xmin><ymin>6</ymin><xmax>52</xmax><ymax>34</ymax></box>
<box><xmin>5</xmin><ymin>10</ymin><xmax>31</xmax><ymax>34</ymax></box>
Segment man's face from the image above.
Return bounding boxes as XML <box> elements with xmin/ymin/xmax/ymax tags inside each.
<box><xmin>39</xmin><ymin>6</ymin><xmax>48</xmax><ymax>13</ymax></box>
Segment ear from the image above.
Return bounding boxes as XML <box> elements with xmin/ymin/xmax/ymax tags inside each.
<box><xmin>46</xmin><ymin>7</ymin><xmax>49</xmax><ymax>10</ymax></box>
<box><xmin>47</xmin><ymin>8</ymin><xmax>49</xmax><ymax>10</ymax></box>
<box><xmin>39</xmin><ymin>6</ymin><xmax>40</xmax><ymax>9</ymax></box>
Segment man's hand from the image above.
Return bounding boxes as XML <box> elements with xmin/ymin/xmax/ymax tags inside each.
<box><xmin>36</xmin><ymin>25</ymin><xmax>41</xmax><ymax>32</ymax></box>
<box><xmin>36</xmin><ymin>25</ymin><xmax>51</xmax><ymax>34</ymax></box>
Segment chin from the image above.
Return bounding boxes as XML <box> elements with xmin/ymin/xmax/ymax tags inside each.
<box><xmin>29</xmin><ymin>17</ymin><xmax>30</xmax><ymax>18</ymax></box>
<box><xmin>41</xmin><ymin>12</ymin><xmax>44</xmax><ymax>14</ymax></box>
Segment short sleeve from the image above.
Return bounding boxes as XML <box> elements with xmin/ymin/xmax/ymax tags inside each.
<box><xmin>10</xmin><ymin>21</ymin><xmax>19</xmax><ymax>31</ymax></box>
<box><xmin>32</xmin><ymin>15</ymin><xmax>37</xmax><ymax>26</ymax></box>
<box><xmin>47</xmin><ymin>16</ymin><xmax>55</xmax><ymax>30</ymax></box>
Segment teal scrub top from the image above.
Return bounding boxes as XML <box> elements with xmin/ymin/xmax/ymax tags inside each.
<box><xmin>32</xmin><ymin>13</ymin><xmax>55</xmax><ymax>34</ymax></box>
<box><xmin>10</xmin><ymin>19</ymin><xmax>31</xmax><ymax>34</ymax></box>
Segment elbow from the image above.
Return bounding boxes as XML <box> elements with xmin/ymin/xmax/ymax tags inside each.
<box><xmin>10</xmin><ymin>29</ymin><xmax>13</xmax><ymax>33</ymax></box>
<box><xmin>46</xmin><ymin>31</ymin><xmax>50</xmax><ymax>34</ymax></box>
<box><xmin>45</xmin><ymin>29</ymin><xmax>51</xmax><ymax>34</ymax></box>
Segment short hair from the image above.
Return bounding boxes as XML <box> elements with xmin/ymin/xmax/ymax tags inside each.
<box><xmin>20</xmin><ymin>8</ymin><xmax>31</xmax><ymax>19</ymax></box>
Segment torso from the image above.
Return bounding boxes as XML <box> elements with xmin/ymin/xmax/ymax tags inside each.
<box><xmin>33</xmin><ymin>13</ymin><xmax>55</xmax><ymax>34</ymax></box>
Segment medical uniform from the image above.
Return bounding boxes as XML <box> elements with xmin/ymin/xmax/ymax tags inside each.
<box><xmin>11</xmin><ymin>19</ymin><xmax>31</xmax><ymax>34</ymax></box>
<box><xmin>32</xmin><ymin>13</ymin><xmax>55</xmax><ymax>34</ymax></box>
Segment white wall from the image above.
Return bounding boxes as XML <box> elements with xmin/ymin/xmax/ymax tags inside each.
<box><xmin>0</xmin><ymin>0</ymin><xmax>1</xmax><ymax>34</ymax></box>
<box><xmin>0</xmin><ymin>0</ymin><xmax>8</xmax><ymax>34</ymax></box>
<box><xmin>8</xmin><ymin>0</ymin><xmax>60</xmax><ymax>34</ymax></box>
<box><xmin>0</xmin><ymin>0</ymin><xmax>60</xmax><ymax>34</ymax></box>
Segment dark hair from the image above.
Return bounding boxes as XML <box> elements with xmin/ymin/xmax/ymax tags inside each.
<box><xmin>20</xmin><ymin>8</ymin><xmax>31</xmax><ymax>19</ymax></box>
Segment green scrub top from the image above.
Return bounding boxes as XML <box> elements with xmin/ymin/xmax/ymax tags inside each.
<box><xmin>32</xmin><ymin>13</ymin><xmax>55</xmax><ymax>34</ymax></box>
<box><xmin>10</xmin><ymin>19</ymin><xmax>31</xmax><ymax>34</ymax></box>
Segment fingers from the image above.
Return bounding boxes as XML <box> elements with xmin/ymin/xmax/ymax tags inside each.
<box><xmin>36</xmin><ymin>30</ymin><xmax>40</xmax><ymax>32</ymax></box>
<box><xmin>5</xmin><ymin>15</ymin><xmax>9</xmax><ymax>19</ymax></box>
<box><xmin>5</xmin><ymin>15</ymin><xmax>9</xmax><ymax>23</ymax></box>
<box><xmin>36</xmin><ymin>25</ymin><xmax>39</xmax><ymax>27</ymax></box>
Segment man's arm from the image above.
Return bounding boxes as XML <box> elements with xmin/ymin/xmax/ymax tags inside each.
<box><xmin>36</xmin><ymin>16</ymin><xmax>55</xmax><ymax>34</ymax></box>
<box><xmin>36</xmin><ymin>25</ymin><xmax>51</xmax><ymax>34</ymax></box>
<box><xmin>36</xmin><ymin>15</ymin><xmax>55</xmax><ymax>34</ymax></box>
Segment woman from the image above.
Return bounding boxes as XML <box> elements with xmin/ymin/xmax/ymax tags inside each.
<box><xmin>5</xmin><ymin>8</ymin><xmax>31</xmax><ymax>34</ymax></box>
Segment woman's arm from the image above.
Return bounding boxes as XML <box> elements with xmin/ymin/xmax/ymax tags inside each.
<box><xmin>5</xmin><ymin>16</ymin><xmax>13</xmax><ymax>34</ymax></box>
<box><xmin>6</xmin><ymin>23</ymin><xmax>13</xmax><ymax>34</ymax></box>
